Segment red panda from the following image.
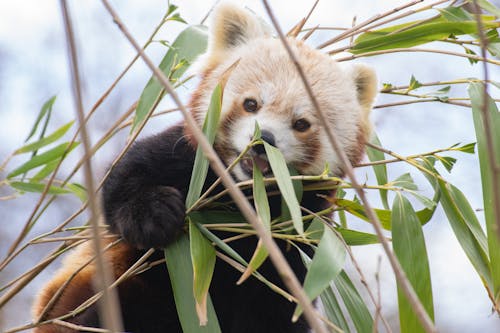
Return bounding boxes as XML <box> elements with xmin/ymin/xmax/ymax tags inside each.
<box><xmin>32</xmin><ymin>3</ymin><xmax>377</xmax><ymax>333</ymax></box>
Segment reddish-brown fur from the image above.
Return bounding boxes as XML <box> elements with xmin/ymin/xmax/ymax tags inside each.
<box><xmin>32</xmin><ymin>238</ymin><xmax>138</xmax><ymax>332</ymax></box>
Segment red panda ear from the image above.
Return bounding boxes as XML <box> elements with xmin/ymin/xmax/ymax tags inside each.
<box><xmin>206</xmin><ymin>3</ymin><xmax>271</xmax><ymax>60</ymax></box>
<box><xmin>351</xmin><ymin>63</ymin><xmax>377</xmax><ymax>137</ymax></box>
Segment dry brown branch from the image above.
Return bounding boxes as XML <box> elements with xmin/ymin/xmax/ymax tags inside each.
<box><xmin>52</xmin><ymin>320</ymin><xmax>110</xmax><ymax>333</ymax></box>
<box><xmin>372</xmin><ymin>256</ymin><xmax>383</xmax><ymax>333</ymax></box>
<box><xmin>99</xmin><ymin>1</ymin><xmax>328</xmax><ymax>332</ymax></box>
<box><xmin>261</xmin><ymin>1</ymin><xmax>437</xmax><ymax>332</ymax></box>
<box><xmin>374</xmin><ymin>98</ymin><xmax>472</xmax><ymax>109</ymax></box>
<box><xmin>380</xmin><ymin>78</ymin><xmax>491</xmax><ymax>92</ymax></box>
<box><xmin>59</xmin><ymin>1</ymin><xmax>123</xmax><ymax>331</ymax></box>
<box><xmin>34</xmin><ymin>239</ymin><xmax>122</xmax><ymax>323</ymax></box>
<box><xmin>6</xmin><ymin>248</ymin><xmax>156</xmax><ymax>333</ymax></box>
<box><xmin>286</xmin><ymin>0</ymin><xmax>319</xmax><ymax>37</ymax></box>
<box><xmin>0</xmin><ymin>241</ymin><xmax>84</xmax><ymax>307</ymax></box>
<box><xmin>334</xmin><ymin>46</ymin><xmax>500</xmax><ymax>65</ymax></box>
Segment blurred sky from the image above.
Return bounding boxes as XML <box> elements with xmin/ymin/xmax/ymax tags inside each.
<box><xmin>1</xmin><ymin>0</ymin><xmax>500</xmax><ymax>332</ymax></box>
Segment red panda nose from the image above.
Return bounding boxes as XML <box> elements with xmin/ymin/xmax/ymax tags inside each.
<box><xmin>253</xmin><ymin>130</ymin><xmax>276</xmax><ymax>155</ymax></box>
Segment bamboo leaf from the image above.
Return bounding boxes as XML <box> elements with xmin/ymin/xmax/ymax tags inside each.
<box><xmin>392</xmin><ymin>173</ymin><xmax>418</xmax><ymax>191</ymax></box>
<box><xmin>132</xmin><ymin>25</ymin><xmax>207</xmax><ymax>133</ymax></box>
<box><xmin>7</xmin><ymin>142</ymin><xmax>79</xmax><ymax>179</ymax></box>
<box><xmin>336</xmin><ymin>198</ymin><xmax>436</xmax><ymax>230</ymax></box>
<box><xmin>263</xmin><ymin>142</ymin><xmax>303</xmax><ymax>234</ymax></box>
<box><xmin>320</xmin><ymin>286</ymin><xmax>351</xmax><ymax>333</ymax></box>
<box><xmin>190</xmin><ymin>210</ymin><xmax>247</xmax><ymax>225</ymax></box>
<box><xmin>336</xmin><ymin>227</ymin><xmax>380</xmax><ymax>246</ymax></box>
<box><xmin>469</xmin><ymin>82</ymin><xmax>500</xmax><ymax>303</ymax></box>
<box><xmin>351</xmin><ymin>19</ymin><xmax>500</xmax><ymax>54</ymax></box>
<box><xmin>66</xmin><ymin>183</ymin><xmax>87</xmax><ymax>202</ymax></box>
<box><xmin>365</xmin><ymin>134</ymin><xmax>389</xmax><ymax>209</ymax></box>
<box><xmin>439</xmin><ymin>180</ymin><xmax>492</xmax><ymax>289</ymax></box>
<box><xmin>300</xmin><ymin>251</ymin><xmax>351</xmax><ymax>332</ymax></box>
<box><xmin>293</xmin><ymin>223</ymin><xmax>346</xmax><ymax>320</ymax></box>
<box><xmin>335</xmin><ymin>270</ymin><xmax>373</xmax><ymax>333</ymax></box>
<box><xmin>453</xmin><ymin>142</ymin><xmax>476</xmax><ymax>154</ymax></box>
<box><xmin>392</xmin><ymin>194</ymin><xmax>434</xmax><ymax>333</ymax></box>
<box><xmin>165</xmin><ymin>82</ymin><xmax>222</xmax><ymax>331</ymax></box>
<box><xmin>438</xmin><ymin>7</ymin><xmax>473</xmax><ymax>21</ymax></box>
<box><xmin>336</xmin><ymin>198</ymin><xmax>392</xmax><ymax>229</ymax></box>
<box><xmin>238</xmin><ymin>164</ymin><xmax>270</xmax><ymax>284</ymax></box>
<box><xmin>252</xmin><ymin>163</ymin><xmax>271</xmax><ymax>229</ymax></box>
<box><xmin>14</xmin><ymin>122</ymin><xmax>74</xmax><ymax>155</ymax></box>
<box><xmin>477</xmin><ymin>0</ymin><xmax>500</xmax><ymax>18</ymax></box>
<box><xmin>164</xmin><ymin>236</ymin><xmax>221</xmax><ymax>332</ymax></box>
<box><xmin>408</xmin><ymin>75</ymin><xmax>423</xmax><ymax>92</ymax></box>
<box><xmin>26</xmin><ymin>96</ymin><xmax>56</xmax><ymax>142</ymax></box>
<box><xmin>237</xmin><ymin>240</ymin><xmax>268</xmax><ymax>285</ymax></box>
<box><xmin>189</xmin><ymin>217</ymin><xmax>217</xmax><ymax>326</ymax></box>
<box><xmin>194</xmin><ymin>220</ymin><xmax>290</xmax><ymax>297</ymax></box>
<box><xmin>435</xmin><ymin>155</ymin><xmax>457</xmax><ymax>172</ymax></box>
<box><xmin>31</xmin><ymin>160</ymin><xmax>60</xmax><ymax>182</ymax></box>
<box><xmin>185</xmin><ymin>84</ymin><xmax>222</xmax><ymax>208</ymax></box>
<box><xmin>306</xmin><ymin>218</ymin><xmax>380</xmax><ymax>245</ymax></box>
<box><xmin>9</xmin><ymin>181</ymin><xmax>71</xmax><ymax>195</ymax></box>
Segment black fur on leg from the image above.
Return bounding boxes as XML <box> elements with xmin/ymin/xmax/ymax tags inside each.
<box><xmin>102</xmin><ymin>124</ymin><xmax>195</xmax><ymax>249</ymax></box>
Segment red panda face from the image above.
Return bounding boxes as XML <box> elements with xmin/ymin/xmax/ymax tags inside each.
<box><xmin>188</xmin><ymin>3</ymin><xmax>377</xmax><ymax>181</ymax></box>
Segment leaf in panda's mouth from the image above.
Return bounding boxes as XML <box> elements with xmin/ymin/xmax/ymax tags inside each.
<box><xmin>241</xmin><ymin>154</ymin><xmax>271</xmax><ymax>176</ymax></box>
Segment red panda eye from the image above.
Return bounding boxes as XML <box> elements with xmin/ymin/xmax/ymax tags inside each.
<box><xmin>243</xmin><ymin>98</ymin><xmax>258</xmax><ymax>112</ymax></box>
<box><xmin>293</xmin><ymin>119</ymin><xmax>311</xmax><ymax>132</ymax></box>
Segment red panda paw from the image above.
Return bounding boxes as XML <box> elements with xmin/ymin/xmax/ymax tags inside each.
<box><xmin>112</xmin><ymin>185</ymin><xmax>186</xmax><ymax>249</ymax></box>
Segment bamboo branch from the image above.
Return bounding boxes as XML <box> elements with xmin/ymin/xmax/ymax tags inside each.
<box><xmin>334</xmin><ymin>47</ymin><xmax>500</xmax><ymax>65</ymax></box>
<box><xmin>261</xmin><ymin>1</ymin><xmax>437</xmax><ymax>332</ymax></box>
<box><xmin>317</xmin><ymin>0</ymin><xmax>425</xmax><ymax>49</ymax></box>
<box><xmin>59</xmin><ymin>1</ymin><xmax>123</xmax><ymax>331</ymax></box>
<box><xmin>374</xmin><ymin>98</ymin><xmax>472</xmax><ymax>109</ymax></box>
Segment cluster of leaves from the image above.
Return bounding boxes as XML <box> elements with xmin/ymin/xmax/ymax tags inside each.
<box><xmin>1</xmin><ymin>2</ymin><xmax>500</xmax><ymax>333</ymax></box>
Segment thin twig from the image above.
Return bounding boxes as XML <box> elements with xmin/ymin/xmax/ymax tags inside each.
<box><xmin>319</xmin><ymin>0</ymin><xmax>450</xmax><ymax>50</ymax></box>
<box><xmin>372</xmin><ymin>256</ymin><xmax>383</xmax><ymax>333</ymax></box>
<box><xmin>59</xmin><ymin>1</ymin><xmax>123</xmax><ymax>331</ymax></box>
<box><xmin>374</xmin><ymin>98</ymin><xmax>471</xmax><ymax>109</ymax></box>
<box><xmin>287</xmin><ymin>0</ymin><xmax>319</xmax><ymax>37</ymax></box>
<box><xmin>262</xmin><ymin>1</ymin><xmax>437</xmax><ymax>332</ymax></box>
<box><xmin>0</xmin><ymin>241</ymin><xmax>84</xmax><ymax>306</ymax></box>
<box><xmin>356</xmin><ymin>145</ymin><xmax>468</xmax><ymax>168</ymax></box>
<box><xmin>7</xmin><ymin>248</ymin><xmax>156</xmax><ymax>333</ymax></box>
<box><xmin>35</xmin><ymin>239</ymin><xmax>122</xmax><ymax>323</ymax></box>
<box><xmin>317</xmin><ymin>0</ymin><xmax>424</xmax><ymax>49</ymax></box>
<box><xmin>380</xmin><ymin>78</ymin><xmax>492</xmax><ymax>92</ymax></box>
<box><xmin>99</xmin><ymin>1</ymin><xmax>327</xmax><ymax>332</ymax></box>
<box><xmin>52</xmin><ymin>320</ymin><xmax>110</xmax><ymax>333</ymax></box>
<box><xmin>334</xmin><ymin>47</ymin><xmax>500</xmax><ymax>65</ymax></box>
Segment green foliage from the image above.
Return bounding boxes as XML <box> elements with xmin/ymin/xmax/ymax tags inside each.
<box><xmin>469</xmin><ymin>83</ymin><xmax>500</xmax><ymax>302</ymax></box>
<box><xmin>166</xmin><ymin>82</ymin><xmax>222</xmax><ymax>331</ymax></box>
<box><xmin>350</xmin><ymin>7</ymin><xmax>500</xmax><ymax>54</ymax></box>
<box><xmin>132</xmin><ymin>25</ymin><xmax>208</xmax><ymax>133</ymax></box>
<box><xmin>294</xmin><ymin>224</ymin><xmax>346</xmax><ymax>320</ymax></box>
<box><xmin>392</xmin><ymin>195</ymin><xmax>434</xmax><ymax>333</ymax></box>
